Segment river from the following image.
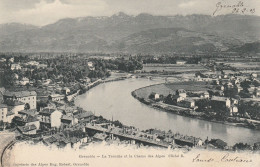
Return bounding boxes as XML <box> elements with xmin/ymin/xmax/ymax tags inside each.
<box><xmin>75</xmin><ymin>78</ymin><xmax>260</xmax><ymax>145</ymax></box>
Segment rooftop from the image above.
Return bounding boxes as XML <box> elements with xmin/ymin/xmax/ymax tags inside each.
<box><xmin>4</xmin><ymin>90</ymin><xmax>37</xmax><ymax>98</ymax></box>
<box><xmin>75</xmin><ymin>111</ymin><xmax>93</xmax><ymax>119</ymax></box>
<box><xmin>18</xmin><ymin>124</ymin><xmax>37</xmax><ymax>132</ymax></box>
<box><xmin>176</xmin><ymin>89</ymin><xmax>186</xmax><ymax>93</ymax></box>
<box><xmin>6</xmin><ymin>111</ymin><xmax>14</xmax><ymax>116</ymax></box>
<box><xmin>6</xmin><ymin>100</ymin><xmax>24</xmax><ymax>106</ymax></box>
<box><xmin>39</xmin><ymin>108</ymin><xmax>56</xmax><ymax>115</ymax></box>
<box><xmin>23</xmin><ymin>115</ymin><xmax>39</xmax><ymax>123</ymax></box>
<box><xmin>211</xmin><ymin>96</ymin><xmax>229</xmax><ymax>102</ymax></box>
<box><xmin>93</xmin><ymin>133</ymin><xmax>108</xmax><ymax>140</ymax></box>
<box><xmin>61</xmin><ymin>115</ymin><xmax>73</xmax><ymax>121</ymax></box>
<box><xmin>0</xmin><ymin>103</ymin><xmax>8</xmax><ymax>108</ymax></box>
<box><xmin>50</xmin><ymin>94</ymin><xmax>64</xmax><ymax>98</ymax></box>
<box><xmin>18</xmin><ymin>109</ymin><xmax>37</xmax><ymax>116</ymax></box>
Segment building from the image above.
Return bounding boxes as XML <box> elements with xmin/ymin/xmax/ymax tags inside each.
<box><xmin>27</xmin><ymin>61</ymin><xmax>39</xmax><ymax>66</ymax></box>
<box><xmin>37</xmin><ymin>64</ymin><xmax>48</xmax><ymax>69</ymax></box>
<box><xmin>62</xmin><ymin>87</ymin><xmax>70</xmax><ymax>95</ymax></box>
<box><xmin>229</xmin><ymin>105</ymin><xmax>238</xmax><ymax>115</ymax></box>
<box><xmin>164</xmin><ymin>94</ymin><xmax>185</xmax><ymax>105</ymax></box>
<box><xmin>19</xmin><ymin>77</ymin><xmax>30</xmax><ymax>85</ymax></box>
<box><xmin>254</xmin><ymin>90</ymin><xmax>260</xmax><ymax>98</ymax></box>
<box><xmin>209</xmin><ymin>139</ymin><xmax>227</xmax><ymax>149</ymax></box>
<box><xmin>176</xmin><ymin>89</ymin><xmax>187</xmax><ymax>98</ymax></box>
<box><xmin>75</xmin><ymin>111</ymin><xmax>94</xmax><ymax>124</ymax></box>
<box><xmin>212</xmin><ymin>79</ymin><xmax>220</xmax><ymax>85</ymax></box>
<box><xmin>61</xmin><ymin>115</ymin><xmax>78</xmax><ymax>128</ymax></box>
<box><xmin>176</xmin><ymin>60</ymin><xmax>187</xmax><ymax>65</ymax></box>
<box><xmin>17</xmin><ymin>124</ymin><xmax>37</xmax><ymax>135</ymax></box>
<box><xmin>13</xmin><ymin>73</ymin><xmax>19</xmax><ymax>79</ymax></box>
<box><xmin>42</xmin><ymin>79</ymin><xmax>51</xmax><ymax>85</ymax></box>
<box><xmin>93</xmin><ymin>133</ymin><xmax>108</xmax><ymax>141</ymax></box>
<box><xmin>222</xmin><ymin>70</ymin><xmax>236</xmax><ymax>76</ymax></box>
<box><xmin>87</xmin><ymin>62</ymin><xmax>95</xmax><ymax>70</ymax></box>
<box><xmin>49</xmin><ymin>94</ymin><xmax>65</xmax><ymax>102</ymax></box>
<box><xmin>9</xmin><ymin>57</ymin><xmax>14</xmax><ymax>63</ymax></box>
<box><xmin>149</xmin><ymin>92</ymin><xmax>161</xmax><ymax>100</ymax></box>
<box><xmin>3</xmin><ymin>90</ymin><xmax>37</xmax><ymax>109</ymax></box>
<box><xmin>0</xmin><ymin>103</ymin><xmax>8</xmax><ymax>123</ymax></box>
<box><xmin>18</xmin><ymin>109</ymin><xmax>40</xmax><ymax>130</ymax></box>
<box><xmin>174</xmin><ymin>134</ymin><xmax>197</xmax><ymax>147</ymax></box>
<box><xmin>70</xmin><ymin>137</ymin><xmax>82</xmax><ymax>148</ymax></box>
<box><xmin>251</xmin><ymin>73</ymin><xmax>257</xmax><ymax>78</ymax></box>
<box><xmin>181</xmin><ymin>99</ymin><xmax>196</xmax><ymax>108</ymax></box>
<box><xmin>211</xmin><ymin>96</ymin><xmax>231</xmax><ymax>108</ymax></box>
<box><xmin>0</xmin><ymin>58</ymin><xmax>6</xmax><ymax>62</ymax></box>
<box><xmin>11</xmin><ymin>64</ymin><xmax>21</xmax><ymax>70</ymax></box>
<box><xmin>248</xmin><ymin>86</ymin><xmax>256</xmax><ymax>94</ymax></box>
<box><xmin>38</xmin><ymin>108</ymin><xmax>63</xmax><ymax>129</ymax></box>
<box><xmin>87</xmin><ymin>62</ymin><xmax>94</xmax><ymax>67</ymax></box>
<box><xmin>7</xmin><ymin>101</ymin><xmax>25</xmax><ymax>116</ymax></box>
<box><xmin>200</xmin><ymin>91</ymin><xmax>210</xmax><ymax>98</ymax></box>
<box><xmin>236</xmin><ymin>85</ymin><xmax>243</xmax><ymax>93</ymax></box>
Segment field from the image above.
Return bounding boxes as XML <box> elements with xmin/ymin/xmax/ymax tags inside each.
<box><xmin>165</xmin><ymin>81</ymin><xmax>210</xmax><ymax>91</ymax></box>
<box><xmin>142</xmin><ymin>64</ymin><xmax>206</xmax><ymax>73</ymax></box>
<box><xmin>218</xmin><ymin>61</ymin><xmax>260</xmax><ymax>79</ymax></box>
<box><xmin>134</xmin><ymin>84</ymin><xmax>173</xmax><ymax>98</ymax></box>
<box><xmin>134</xmin><ymin>81</ymin><xmax>210</xmax><ymax>99</ymax></box>
<box><xmin>217</xmin><ymin>61</ymin><xmax>260</xmax><ymax>70</ymax></box>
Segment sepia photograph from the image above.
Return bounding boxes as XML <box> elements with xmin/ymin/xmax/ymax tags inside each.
<box><xmin>0</xmin><ymin>0</ymin><xmax>260</xmax><ymax>167</ymax></box>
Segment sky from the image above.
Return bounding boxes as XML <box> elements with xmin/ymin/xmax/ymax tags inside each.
<box><xmin>0</xmin><ymin>0</ymin><xmax>259</xmax><ymax>26</ymax></box>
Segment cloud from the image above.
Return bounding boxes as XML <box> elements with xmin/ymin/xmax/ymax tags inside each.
<box><xmin>0</xmin><ymin>0</ymin><xmax>108</xmax><ymax>26</ymax></box>
<box><xmin>178</xmin><ymin>1</ymin><xmax>197</xmax><ymax>8</ymax></box>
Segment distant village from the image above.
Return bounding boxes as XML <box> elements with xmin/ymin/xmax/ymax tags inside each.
<box><xmin>0</xmin><ymin>54</ymin><xmax>260</xmax><ymax>152</ymax></box>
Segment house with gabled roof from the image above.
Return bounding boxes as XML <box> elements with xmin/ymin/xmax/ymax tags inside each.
<box><xmin>38</xmin><ymin>108</ymin><xmax>63</xmax><ymax>129</ymax></box>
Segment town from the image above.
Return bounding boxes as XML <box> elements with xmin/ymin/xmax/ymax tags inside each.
<box><xmin>0</xmin><ymin>53</ymin><xmax>260</xmax><ymax>153</ymax></box>
<box><xmin>138</xmin><ymin>62</ymin><xmax>260</xmax><ymax>129</ymax></box>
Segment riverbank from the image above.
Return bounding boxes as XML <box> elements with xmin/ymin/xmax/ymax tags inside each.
<box><xmin>74</xmin><ymin>77</ymin><xmax>260</xmax><ymax>145</ymax></box>
<box><xmin>78</xmin><ymin>75</ymin><xmax>129</xmax><ymax>96</ymax></box>
<box><xmin>131</xmin><ymin>86</ymin><xmax>260</xmax><ymax>131</ymax></box>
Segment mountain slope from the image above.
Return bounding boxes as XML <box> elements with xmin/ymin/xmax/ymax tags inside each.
<box><xmin>0</xmin><ymin>13</ymin><xmax>259</xmax><ymax>53</ymax></box>
<box><xmin>228</xmin><ymin>42</ymin><xmax>260</xmax><ymax>53</ymax></box>
<box><xmin>112</xmin><ymin>28</ymin><xmax>242</xmax><ymax>53</ymax></box>
<box><xmin>0</xmin><ymin>23</ymin><xmax>37</xmax><ymax>37</ymax></box>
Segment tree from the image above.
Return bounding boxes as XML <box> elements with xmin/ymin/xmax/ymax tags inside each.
<box><xmin>196</xmin><ymin>99</ymin><xmax>211</xmax><ymax>112</ymax></box>
<box><xmin>215</xmin><ymin>107</ymin><xmax>230</xmax><ymax>121</ymax></box>
<box><xmin>224</xmin><ymin>88</ymin><xmax>238</xmax><ymax>98</ymax></box>
<box><xmin>24</xmin><ymin>103</ymin><xmax>30</xmax><ymax>110</ymax></box>
<box><xmin>240</xmin><ymin>80</ymin><xmax>251</xmax><ymax>91</ymax></box>
<box><xmin>37</xmin><ymin>101</ymin><xmax>48</xmax><ymax>111</ymax></box>
<box><xmin>233</xmin><ymin>143</ymin><xmax>251</xmax><ymax>150</ymax></box>
<box><xmin>0</xmin><ymin>69</ymin><xmax>16</xmax><ymax>88</ymax></box>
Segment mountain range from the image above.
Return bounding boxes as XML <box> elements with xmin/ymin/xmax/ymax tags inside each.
<box><xmin>0</xmin><ymin>12</ymin><xmax>259</xmax><ymax>53</ymax></box>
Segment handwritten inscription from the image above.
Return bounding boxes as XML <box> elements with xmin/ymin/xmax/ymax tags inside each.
<box><xmin>192</xmin><ymin>153</ymin><xmax>253</xmax><ymax>163</ymax></box>
<box><xmin>213</xmin><ymin>1</ymin><xmax>255</xmax><ymax>15</ymax></box>
<box><xmin>192</xmin><ymin>154</ymin><xmax>214</xmax><ymax>162</ymax></box>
